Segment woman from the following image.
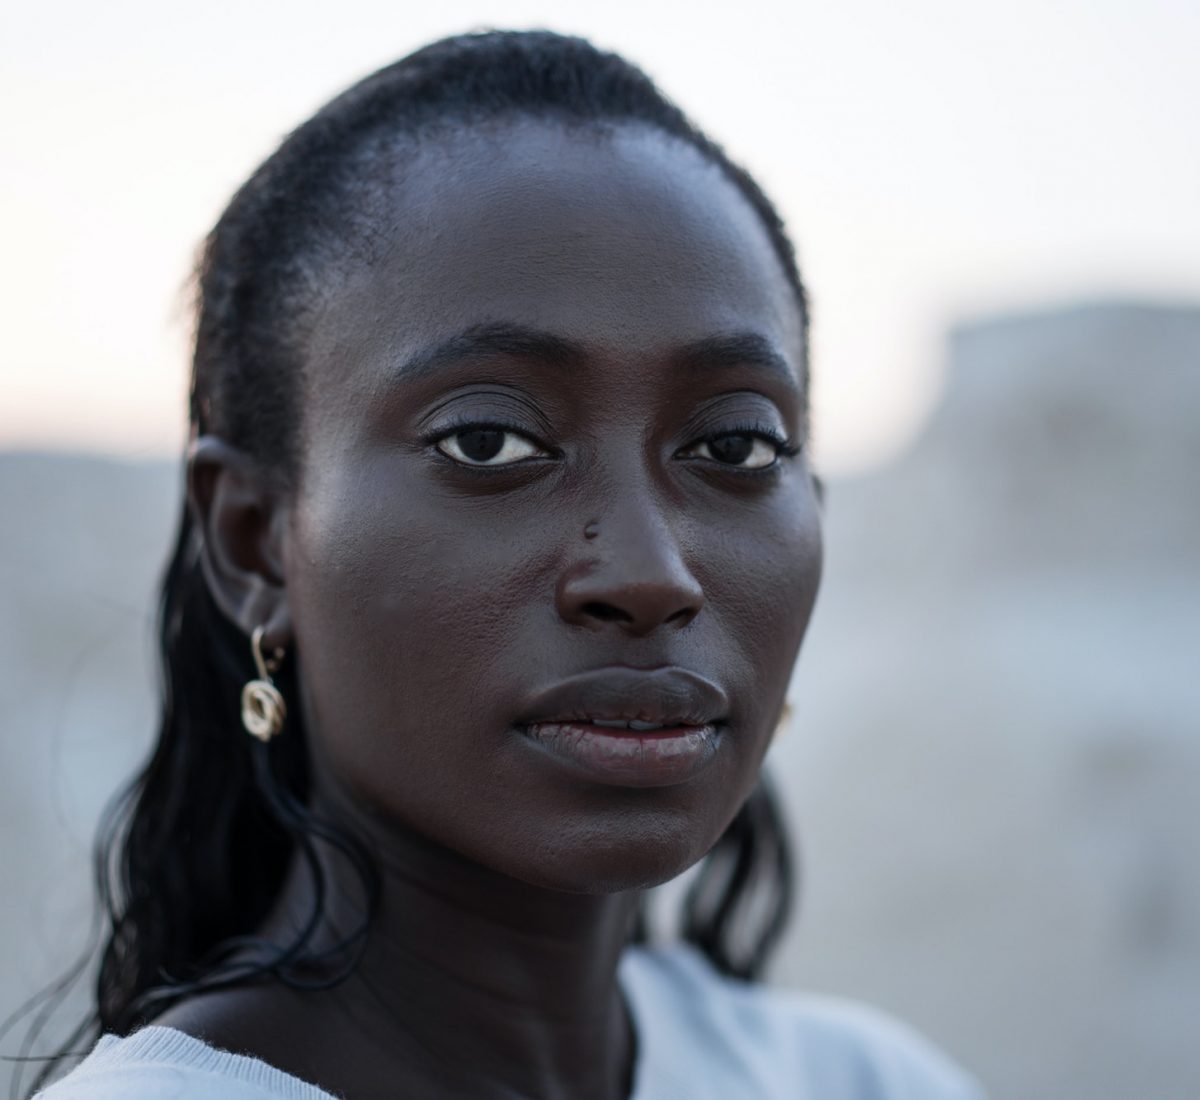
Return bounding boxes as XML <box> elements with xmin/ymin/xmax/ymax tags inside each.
<box><xmin>26</xmin><ymin>30</ymin><xmax>981</xmax><ymax>1099</ymax></box>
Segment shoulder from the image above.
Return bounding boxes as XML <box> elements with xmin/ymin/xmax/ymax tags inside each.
<box><xmin>620</xmin><ymin>944</ymin><xmax>985</xmax><ymax>1100</ymax></box>
<box><xmin>32</xmin><ymin>1026</ymin><xmax>338</xmax><ymax>1100</ymax></box>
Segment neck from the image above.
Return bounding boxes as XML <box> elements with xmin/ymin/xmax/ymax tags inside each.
<box><xmin>258</xmin><ymin>779</ymin><xmax>641</xmax><ymax>1100</ymax></box>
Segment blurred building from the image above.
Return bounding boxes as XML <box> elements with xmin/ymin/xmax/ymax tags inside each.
<box><xmin>2</xmin><ymin>301</ymin><xmax>1198</xmax><ymax>1098</ymax></box>
<box><xmin>773</xmin><ymin>300</ymin><xmax>1200</xmax><ymax>1099</ymax></box>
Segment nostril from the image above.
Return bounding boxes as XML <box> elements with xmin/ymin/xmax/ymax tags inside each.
<box><xmin>581</xmin><ymin>601</ymin><xmax>632</xmax><ymax>624</ymax></box>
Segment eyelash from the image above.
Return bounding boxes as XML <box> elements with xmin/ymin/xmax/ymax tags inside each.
<box><xmin>687</xmin><ymin>420</ymin><xmax>802</xmax><ymax>470</ymax></box>
<box><xmin>425</xmin><ymin>418</ymin><xmax>800</xmax><ymax>472</ymax></box>
<box><xmin>428</xmin><ymin>416</ymin><xmax>526</xmax><ymax>438</ymax></box>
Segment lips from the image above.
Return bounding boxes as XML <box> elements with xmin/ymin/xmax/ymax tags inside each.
<box><xmin>514</xmin><ymin>667</ymin><xmax>729</xmax><ymax>788</ymax></box>
<box><xmin>515</xmin><ymin>666</ymin><xmax>729</xmax><ymax>729</ymax></box>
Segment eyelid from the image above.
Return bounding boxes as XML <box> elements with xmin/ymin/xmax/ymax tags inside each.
<box><xmin>416</xmin><ymin>385</ymin><xmax>556</xmax><ymax>435</ymax></box>
<box><xmin>426</xmin><ymin>415</ymin><xmax>544</xmax><ymax>445</ymax></box>
<box><xmin>675</xmin><ymin>421</ymin><xmax>799</xmax><ymax>464</ymax></box>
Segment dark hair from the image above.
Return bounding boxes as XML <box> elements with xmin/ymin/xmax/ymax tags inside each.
<box><xmin>8</xmin><ymin>30</ymin><xmax>805</xmax><ymax>1096</ymax></box>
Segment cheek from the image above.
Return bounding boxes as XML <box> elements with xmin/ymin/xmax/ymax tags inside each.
<box><xmin>284</xmin><ymin>469</ymin><xmax>543</xmax><ymax>788</ymax></box>
<box><xmin>695</xmin><ymin>492</ymin><xmax>823</xmax><ymax>719</ymax></box>
<box><xmin>283</xmin><ymin>457</ymin><xmax>618</xmax><ymax>891</ymax></box>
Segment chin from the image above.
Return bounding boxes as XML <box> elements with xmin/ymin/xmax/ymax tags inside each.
<box><xmin>502</xmin><ymin>804</ymin><xmax>724</xmax><ymax>895</ymax></box>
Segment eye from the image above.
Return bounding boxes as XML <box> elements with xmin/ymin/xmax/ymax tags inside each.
<box><xmin>679</xmin><ymin>431</ymin><xmax>786</xmax><ymax>470</ymax></box>
<box><xmin>434</xmin><ymin>425</ymin><xmax>547</xmax><ymax>466</ymax></box>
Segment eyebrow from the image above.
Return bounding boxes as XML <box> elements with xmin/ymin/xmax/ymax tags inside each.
<box><xmin>393</xmin><ymin>322</ymin><xmax>801</xmax><ymax>393</ymax></box>
<box><xmin>669</xmin><ymin>332</ymin><xmax>801</xmax><ymax>393</ymax></box>
<box><xmin>394</xmin><ymin>323</ymin><xmax>588</xmax><ymax>383</ymax></box>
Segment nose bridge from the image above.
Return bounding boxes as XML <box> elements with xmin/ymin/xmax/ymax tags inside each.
<box><xmin>556</xmin><ymin>468</ymin><xmax>704</xmax><ymax>636</ymax></box>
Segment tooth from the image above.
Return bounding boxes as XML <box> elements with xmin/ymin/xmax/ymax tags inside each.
<box><xmin>628</xmin><ymin>720</ymin><xmax>664</xmax><ymax>731</ymax></box>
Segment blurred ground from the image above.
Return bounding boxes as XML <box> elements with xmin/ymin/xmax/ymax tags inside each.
<box><xmin>3</xmin><ymin>300</ymin><xmax>1198</xmax><ymax>1098</ymax></box>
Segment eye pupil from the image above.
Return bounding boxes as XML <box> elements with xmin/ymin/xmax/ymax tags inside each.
<box><xmin>457</xmin><ymin>429</ymin><xmax>505</xmax><ymax>462</ymax></box>
<box><xmin>709</xmin><ymin>435</ymin><xmax>755</xmax><ymax>465</ymax></box>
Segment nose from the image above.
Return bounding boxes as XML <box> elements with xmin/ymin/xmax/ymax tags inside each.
<box><xmin>556</xmin><ymin>498</ymin><xmax>704</xmax><ymax>637</ymax></box>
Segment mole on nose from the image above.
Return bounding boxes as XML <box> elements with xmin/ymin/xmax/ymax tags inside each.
<box><xmin>583</xmin><ymin>522</ymin><xmax>600</xmax><ymax>540</ymax></box>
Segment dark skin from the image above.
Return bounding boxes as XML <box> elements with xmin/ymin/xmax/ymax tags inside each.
<box><xmin>165</xmin><ymin>120</ymin><xmax>823</xmax><ymax>1099</ymax></box>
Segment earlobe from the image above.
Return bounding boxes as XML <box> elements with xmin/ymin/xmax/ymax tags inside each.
<box><xmin>187</xmin><ymin>434</ymin><xmax>292</xmax><ymax>642</ymax></box>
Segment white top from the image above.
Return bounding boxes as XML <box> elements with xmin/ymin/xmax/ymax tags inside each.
<box><xmin>35</xmin><ymin>944</ymin><xmax>984</xmax><ymax>1099</ymax></box>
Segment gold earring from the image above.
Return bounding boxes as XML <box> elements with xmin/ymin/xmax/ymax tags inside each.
<box><xmin>773</xmin><ymin>700</ymin><xmax>794</xmax><ymax>741</ymax></box>
<box><xmin>241</xmin><ymin>625</ymin><xmax>287</xmax><ymax>742</ymax></box>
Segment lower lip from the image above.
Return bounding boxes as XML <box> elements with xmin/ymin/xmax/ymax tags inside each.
<box><xmin>519</xmin><ymin>722</ymin><xmax>721</xmax><ymax>788</ymax></box>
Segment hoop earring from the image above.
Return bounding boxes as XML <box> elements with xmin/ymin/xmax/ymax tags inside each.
<box><xmin>241</xmin><ymin>625</ymin><xmax>287</xmax><ymax>742</ymax></box>
<box><xmin>773</xmin><ymin>700</ymin><xmax>794</xmax><ymax>741</ymax></box>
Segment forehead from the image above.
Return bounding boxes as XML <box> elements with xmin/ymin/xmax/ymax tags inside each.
<box><xmin>301</xmin><ymin>119</ymin><xmax>803</xmax><ymax>422</ymax></box>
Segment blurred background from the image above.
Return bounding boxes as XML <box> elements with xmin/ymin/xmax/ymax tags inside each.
<box><xmin>2</xmin><ymin>2</ymin><xmax>1197</xmax><ymax>1097</ymax></box>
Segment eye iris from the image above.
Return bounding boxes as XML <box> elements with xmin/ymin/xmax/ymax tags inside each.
<box><xmin>457</xmin><ymin>428</ymin><xmax>505</xmax><ymax>462</ymax></box>
<box><xmin>708</xmin><ymin>434</ymin><xmax>755</xmax><ymax>465</ymax></box>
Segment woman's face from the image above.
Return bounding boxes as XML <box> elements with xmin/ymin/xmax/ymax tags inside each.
<box><xmin>282</xmin><ymin>120</ymin><xmax>822</xmax><ymax>893</ymax></box>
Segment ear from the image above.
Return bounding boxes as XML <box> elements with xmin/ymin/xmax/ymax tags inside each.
<box><xmin>187</xmin><ymin>434</ymin><xmax>292</xmax><ymax>647</ymax></box>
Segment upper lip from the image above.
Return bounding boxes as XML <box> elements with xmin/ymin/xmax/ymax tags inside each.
<box><xmin>516</xmin><ymin>667</ymin><xmax>729</xmax><ymax>728</ymax></box>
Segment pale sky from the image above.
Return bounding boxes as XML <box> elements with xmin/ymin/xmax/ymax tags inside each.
<box><xmin>2</xmin><ymin>0</ymin><xmax>1197</xmax><ymax>473</ymax></box>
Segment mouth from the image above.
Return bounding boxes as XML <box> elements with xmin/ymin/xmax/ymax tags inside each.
<box><xmin>515</xmin><ymin>667</ymin><xmax>729</xmax><ymax>788</ymax></box>
<box><xmin>567</xmin><ymin>717</ymin><xmax>679</xmax><ymax>732</ymax></box>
